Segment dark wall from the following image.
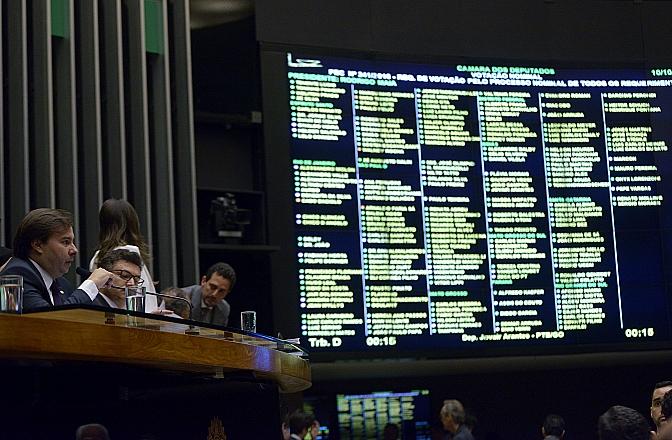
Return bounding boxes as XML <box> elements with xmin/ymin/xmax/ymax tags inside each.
<box><xmin>256</xmin><ymin>0</ymin><xmax>672</xmax><ymax>64</ymax></box>
<box><xmin>307</xmin><ymin>361</ymin><xmax>672</xmax><ymax>439</ymax></box>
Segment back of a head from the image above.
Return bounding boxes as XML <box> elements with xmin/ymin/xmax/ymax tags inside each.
<box><xmin>598</xmin><ymin>406</ymin><xmax>651</xmax><ymax>440</ymax></box>
<box><xmin>543</xmin><ymin>414</ymin><xmax>565</xmax><ymax>437</ymax></box>
<box><xmin>382</xmin><ymin>422</ymin><xmax>400</xmax><ymax>440</ymax></box>
<box><xmin>75</xmin><ymin>423</ymin><xmax>110</xmax><ymax>440</ymax></box>
<box><xmin>161</xmin><ymin>287</ymin><xmax>191</xmax><ymax>318</ymax></box>
<box><xmin>442</xmin><ymin>399</ymin><xmax>466</xmax><ymax>425</ymax></box>
<box><xmin>97</xmin><ymin>198</ymin><xmax>149</xmax><ymax>264</ymax></box>
<box><xmin>288</xmin><ymin>409</ymin><xmax>315</xmax><ymax>435</ymax></box>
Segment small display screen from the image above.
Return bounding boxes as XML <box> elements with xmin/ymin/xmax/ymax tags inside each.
<box><xmin>336</xmin><ymin>390</ymin><xmax>431</xmax><ymax>439</ymax></box>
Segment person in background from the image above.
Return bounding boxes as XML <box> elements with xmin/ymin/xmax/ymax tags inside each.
<box><xmin>651</xmin><ymin>380</ymin><xmax>672</xmax><ymax>433</ymax></box>
<box><xmin>75</xmin><ymin>423</ymin><xmax>110</xmax><ymax>440</ymax></box>
<box><xmin>308</xmin><ymin>419</ymin><xmax>321</xmax><ymax>439</ymax></box>
<box><xmin>281</xmin><ymin>412</ymin><xmax>291</xmax><ymax>440</ymax></box>
<box><xmin>541</xmin><ymin>414</ymin><xmax>565</xmax><ymax>440</ymax></box>
<box><xmin>597</xmin><ymin>405</ymin><xmax>654</xmax><ymax>440</ymax></box>
<box><xmin>0</xmin><ymin>208</ymin><xmax>112</xmax><ymax>309</ymax></box>
<box><xmin>160</xmin><ymin>286</ymin><xmax>191</xmax><ymax>319</ymax></box>
<box><xmin>288</xmin><ymin>410</ymin><xmax>314</xmax><ymax>440</ymax></box>
<box><xmin>440</xmin><ymin>399</ymin><xmax>474</xmax><ymax>440</ymax></box>
<box><xmin>382</xmin><ymin>423</ymin><xmax>400</xmax><ymax>440</ymax></box>
<box><xmin>92</xmin><ymin>249</ymin><xmax>143</xmax><ymax>309</ymax></box>
<box><xmin>658</xmin><ymin>389</ymin><xmax>672</xmax><ymax>439</ymax></box>
<box><xmin>89</xmin><ymin>198</ymin><xmax>158</xmax><ymax>312</ymax></box>
<box><xmin>181</xmin><ymin>262</ymin><xmax>236</xmax><ymax>326</ymax></box>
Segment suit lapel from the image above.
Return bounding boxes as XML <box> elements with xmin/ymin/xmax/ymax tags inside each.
<box><xmin>25</xmin><ymin>259</ymin><xmax>53</xmax><ymax>305</ymax></box>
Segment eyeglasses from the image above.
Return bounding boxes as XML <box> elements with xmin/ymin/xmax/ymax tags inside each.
<box><xmin>112</xmin><ymin>269</ymin><xmax>144</xmax><ymax>285</ymax></box>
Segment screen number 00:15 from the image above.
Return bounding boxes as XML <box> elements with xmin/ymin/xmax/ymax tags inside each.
<box><xmin>366</xmin><ymin>336</ymin><xmax>397</xmax><ymax>347</ymax></box>
<box><xmin>624</xmin><ymin>328</ymin><xmax>654</xmax><ymax>338</ymax></box>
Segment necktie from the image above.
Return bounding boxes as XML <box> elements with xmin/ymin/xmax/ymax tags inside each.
<box><xmin>50</xmin><ymin>279</ymin><xmax>63</xmax><ymax>306</ymax></box>
<box><xmin>201</xmin><ymin>307</ymin><xmax>213</xmax><ymax>324</ymax></box>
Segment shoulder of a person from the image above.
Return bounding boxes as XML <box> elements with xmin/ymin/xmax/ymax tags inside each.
<box><xmin>182</xmin><ymin>284</ymin><xmax>200</xmax><ymax>294</ymax></box>
<box><xmin>1</xmin><ymin>258</ymin><xmax>42</xmax><ymax>285</ymax></box>
<box><xmin>2</xmin><ymin>257</ymin><xmax>32</xmax><ymax>273</ymax></box>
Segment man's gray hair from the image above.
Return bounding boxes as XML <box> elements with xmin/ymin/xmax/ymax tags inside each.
<box><xmin>441</xmin><ymin>399</ymin><xmax>466</xmax><ymax>425</ymax></box>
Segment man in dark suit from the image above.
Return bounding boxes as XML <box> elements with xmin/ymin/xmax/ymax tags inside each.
<box><xmin>0</xmin><ymin>208</ymin><xmax>113</xmax><ymax>310</ymax></box>
<box><xmin>182</xmin><ymin>262</ymin><xmax>236</xmax><ymax>326</ymax></box>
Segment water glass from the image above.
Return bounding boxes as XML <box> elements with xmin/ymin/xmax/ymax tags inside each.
<box><xmin>241</xmin><ymin>310</ymin><xmax>257</xmax><ymax>333</ymax></box>
<box><xmin>125</xmin><ymin>286</ymin><xmax>146</xmax><ymax>312</ymax></box>
<box><xmin>0</xmin><ymin>275</ymin><xmax>23</xmax><ymax>313</ymax></box>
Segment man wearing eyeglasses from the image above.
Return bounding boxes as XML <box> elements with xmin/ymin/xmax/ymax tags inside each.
<box><xmin>92</xmin><ymin>249</ymin><xmax>143</xmax><ymax>309</ymax></box>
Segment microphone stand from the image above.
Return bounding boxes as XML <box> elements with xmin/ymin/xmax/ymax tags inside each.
<box><xmin>146</xmin><ymin>291</ymin><xmax>199</xmax><ymax>335</ymax></box>
<box><xmin>77</xmin><ymin>267</ymin><xmax>199</xmax><ymax>335</ymax></box>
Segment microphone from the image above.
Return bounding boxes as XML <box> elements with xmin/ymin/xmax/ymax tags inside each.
<box><xmin>146</xmin><ymin>291</ymin><xmax>193</xmax><ymax>317</ymax></box>
<box><xmin>146</xmin><ymin>291</ymin><xmax>199</xmax><ymax>334</ymax></box>
<box><xmin>77</xmin><ymin>266</ymin><xmax>198</xmax><ymax>333</ymax></box>
<box><xmin>76</xmin><ymin>266</ymin><xmax>92</xmax><ymax>278</ymax></box>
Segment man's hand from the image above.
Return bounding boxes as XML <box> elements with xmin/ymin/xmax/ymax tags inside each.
<box><xmin>87</xmin><ymin>267</ymin><xmax>115</xmax><ymax>289</ymax></box>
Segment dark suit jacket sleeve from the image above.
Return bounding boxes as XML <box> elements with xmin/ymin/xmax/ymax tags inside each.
<box><xmin>2</xmin><ymin>262</ymin><xmax>93</xmax><ymax>310</ymax></box>
<box><xmin>56</xmin><ymin>276</ymin><xmax>94</xmax><ymax>306</ymax></box>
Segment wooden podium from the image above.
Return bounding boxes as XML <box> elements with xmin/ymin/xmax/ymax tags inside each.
<box><xmin>0</xmin><ymin>307</ymin><xmax>311</xmax><ymax>439</ymax></box>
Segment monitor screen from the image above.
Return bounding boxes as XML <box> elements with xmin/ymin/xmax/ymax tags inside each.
<box><xmin>264</xmin><ymin>49</ymin><xmax>672</xmax><ymax>360</ymax></box>
<box><xmin>336</xmin><ymin>390</ymin><xmax>431</xmax><ymax>440</ymax></box>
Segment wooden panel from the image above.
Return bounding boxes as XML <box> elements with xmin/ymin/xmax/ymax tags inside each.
<box><xmin>168</xmin><ymin>0</ymin><xmax>199</xmax><ymax>285</ymax></box>
<box><xmin>0</xmin><ymin>1</ymin><xmax>5</xmax><ymax>244</ymax></box>
<box><xmin>75</xmin><ymin>0</ymin><xmax>103</xmax><ymax>257</ymax></box>
<box><xmin>52</xmin><ymin>0</ymin><xmax>80</xmax><ymax>252</ymax></box>
<box><xmin>30</xmin><ymin>0</ymin><xmax>55</xmax><ymax>207</ymax></box>
<box><xmin>147</xmin><ymin>0</ymin><xmax>177</xmax><ymax>286</ymax></box>
<box><xmin>6</xmin><ymin>0</ymin><xmax>30</xmax><ymax>232</ymax></box>
<box><xmin>99</xmin><ymin>0</ymin><xmax>128</xmax><ymax>198</ymax></box>
<box><xmin>0</xmin><ymin>310</ymin><xmax>311</xmax><ymax>392</ymax></box>
<box><xmin>123</xmin><ymin>0</ymin><xmax>154</xmax><ymax>270</ymax></box>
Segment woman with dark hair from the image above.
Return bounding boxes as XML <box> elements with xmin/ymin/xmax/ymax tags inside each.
<box><xmin>89</xmin><ymin>198</ymin><xmax>158</xmax><ymax>312</ymax></box>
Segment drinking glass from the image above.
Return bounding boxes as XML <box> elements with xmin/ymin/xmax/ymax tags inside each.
<box><xmin>0</xmin><ymin>275</ymin><xmax>23</xmax><ymax>313</ymax></box>
<box><xmin>125</xmin><ymin>286</ymin><xmax>146</xmax><ymax>313</ymax></box>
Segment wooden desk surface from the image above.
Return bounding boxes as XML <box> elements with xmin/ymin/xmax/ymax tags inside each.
<box><xmin>0</xmin><ymin>309</ymin><xmax>311</xmax><ymax>392</ymax></box>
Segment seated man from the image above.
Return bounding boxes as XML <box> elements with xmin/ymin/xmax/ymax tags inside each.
<box><xmin>0</xmin><ymin>208</ymin><xmax>112</xmax><ymax>310</ymax></box>
<box><xmin>182</xmin><ymin>262</ymin><xmax>236</xmax><ymax>326</ymax></box>
<box><xmin>92</xmin><ymin>249</ymin><xmax>143</xmax><ymax>309</ymax></box>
